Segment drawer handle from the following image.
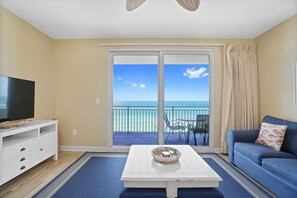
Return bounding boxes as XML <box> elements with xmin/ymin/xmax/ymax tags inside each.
<box><xmin>20</xmin><ymin>157</ymin><xmax>26</xmax><ymax>162</ymax></box>
<box><xmin>20</xmin><ymin>166</ymin><xmax>26</xmax><ymax>170</ymax></box>
<box><xmin>20</xmin><ymin>147</ymin><xmax>26</xmax><ymax>152</ymax></box>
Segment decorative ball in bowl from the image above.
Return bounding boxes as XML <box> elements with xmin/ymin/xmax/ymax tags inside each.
<box><xmin>151</xmin><ymin>147</ymin><xmax>181</xmax><ymax>164</ymax></box>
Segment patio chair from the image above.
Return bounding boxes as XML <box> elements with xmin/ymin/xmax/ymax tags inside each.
<box><xmin>164</xmin><ymin>113</ymin><xmax>186</xmax><ymax>143</ymax></box>
<box><xmin>188</xmin><ymin>115</ymin><xmax>209</xmax><ymax>146</ymax></box>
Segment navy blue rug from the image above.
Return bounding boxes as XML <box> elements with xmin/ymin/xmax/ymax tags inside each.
<box><xmin>35</xmin><ymin>154</ymin><xmax>272</xmax><ymax>198</ymax></box>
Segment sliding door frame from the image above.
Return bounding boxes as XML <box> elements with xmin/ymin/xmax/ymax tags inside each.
<box><xmin>108</xmin><ymin>50</ymin><xmax>161</xmax><ymax>152</ymax></box>
<box><xmin>107</xmin><ymin>49</ymin><xmax>215</xmax><ymax>153</ymax></box>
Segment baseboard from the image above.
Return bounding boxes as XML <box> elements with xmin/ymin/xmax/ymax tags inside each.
<box><xmin>213</xmin><ymin>147</ymin><xmax>222</xmax><ymax>153</ymax></box>
<box><xmin>192</xmin><ymin>146</ymin><xmax>221</xmax><ymax>153</ymax></box>
<box><xmin>107</xmin><ymin>147</ymin><xmax>130</xmax><ymax>153</ymax></box>
<box><xmin>61</xmin><ymin>145</ymin><xmax>222</xmax><ymax>154</ymax></box>
<box><xmin>60</xmin><ymin>146</ymin><xmax>108</xmax><ymax>152</ymax></box>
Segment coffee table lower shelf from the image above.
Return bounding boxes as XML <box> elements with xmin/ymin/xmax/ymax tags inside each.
<box><xmin>123</xmin><ymin>180</ymin><xmax>219</xmax><ymax>197</ymax></box>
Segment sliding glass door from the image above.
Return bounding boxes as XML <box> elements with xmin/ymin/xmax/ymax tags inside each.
<box><xmin>163</xmin><ymin>55</ymin><xmax>210</xmax><ymax>146</ymax></box>
<box><xmin>110</xmin><ymin>50</ymin><xmax>212</xmax><ymax>147</ymax></box>
<box><xmin>113</xmin><ymin>55</ymin><xmax>159</xmax><ymax>145</ymax></box>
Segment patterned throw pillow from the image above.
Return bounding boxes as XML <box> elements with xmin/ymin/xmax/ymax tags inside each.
<box><xmin>255</xmin><ymin>122</ymin><xmax>287</xmax><ymax>151</ymax></box>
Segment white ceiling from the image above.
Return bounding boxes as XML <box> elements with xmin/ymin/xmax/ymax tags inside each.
<box><xmin>1</xmin><ymin>0</ymin><xmax>297</xmax><ymax>39</ymax></box>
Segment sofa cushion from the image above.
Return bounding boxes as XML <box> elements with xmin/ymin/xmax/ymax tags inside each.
<box><xmin>255</xmin><ymin>122</ymin><xmax>287</xmax><ymax>151</ymax></box>
<box><xmin>234</xmin><ymin>142</ymin><xmax>297</xmax><ymax>164</ymax></box>
<box><xmin>263</xmin><ymin>115</ymin><xmax>297</xmax><ymax>155</ymax></box>
<box><xmin>262</xmin><ymin>158</ymin><xmax>297</xmax><ymax>186</ymax></box>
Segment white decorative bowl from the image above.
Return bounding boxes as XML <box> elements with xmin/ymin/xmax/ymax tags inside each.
<box><xmin>151</xmin><ymin>147</ymin><xmax>181</xmax><ymax>164</ymax></box>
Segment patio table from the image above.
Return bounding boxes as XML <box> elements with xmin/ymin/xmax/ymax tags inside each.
<box><xmin>177</xmin><ymin>117</ymin><xmax>196</xmax><ymax>143</ymax></box>
<box><xmin>177</xmin><ymin>116</ymin><xmax>208</xmax><ymax>144</ymax></box>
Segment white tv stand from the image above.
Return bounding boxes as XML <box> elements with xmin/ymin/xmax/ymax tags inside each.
<box><xmin>0</xmin><ymin>120</ymin><xmax>58</xmax><ymax>185</ymax></box>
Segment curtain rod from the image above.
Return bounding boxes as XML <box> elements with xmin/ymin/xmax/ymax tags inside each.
<box><xmin>100</xmin><ymin>43</ymin><xmax>225</xmax><ymax>47</ymax></box>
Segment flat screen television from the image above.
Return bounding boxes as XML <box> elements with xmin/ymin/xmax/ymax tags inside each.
<box><xmin>0</xmin><ymin>75</ymin><xmax>35</xmax><ymax>123</ymax></box>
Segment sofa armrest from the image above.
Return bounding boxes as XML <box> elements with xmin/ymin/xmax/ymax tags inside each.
<box><xmin>227</xmin><ymin>129</ymin><xmax>259</xmax><ymax>163</ymax></box>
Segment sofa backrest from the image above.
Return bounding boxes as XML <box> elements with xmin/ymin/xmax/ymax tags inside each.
<box><xmin>262</xmin><ymin>115</ymin><xmax>297</xmax><ymax>156</ymax></box>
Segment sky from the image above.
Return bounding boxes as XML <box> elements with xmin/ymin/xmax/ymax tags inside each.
<box><xmin>114</xmin><ymin>64</ymin><xmax>209</xmax><ymax>102</ymax></box>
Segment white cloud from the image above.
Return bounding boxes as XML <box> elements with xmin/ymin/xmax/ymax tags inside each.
<box><xmin>125</xmin><ymin>81</ymin><xmax>146</xmax><ymax>88</ymax></box>
<box><xmin>202</xmin><ymin>73</ymin><xmax>209</xmax><ymax>77</ymax></box>
<box><xmin>183</xmin><ymin>67</ymin><xmax>209</xmax><ymax>79</ymax></box>
<box><xmin>116</xmin><ymin>76</ymin><xmax>122</xmax><ymax>81</ymax></box>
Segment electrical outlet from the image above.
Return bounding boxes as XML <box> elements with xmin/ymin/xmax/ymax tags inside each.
<box><xmin>72</xmin><ymin>129</ymin><xmax>77</xmax><ymax>135</ymax></box>
<box><xmin>96</xmin><ymin>98</ymin><xmax>100</xmax><ymax>105</ymax></box>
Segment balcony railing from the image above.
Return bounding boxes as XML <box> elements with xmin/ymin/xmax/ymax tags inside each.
<box><xmin>113</xmin><ymin>106</ymin><xmax>209</xmax><ymax>133</ymax></box>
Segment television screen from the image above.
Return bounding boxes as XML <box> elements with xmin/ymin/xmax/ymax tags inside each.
<box><xmin>0</xmin><ymin>76</ymin><xmax>35</xmax><ymax>122</ymax></box>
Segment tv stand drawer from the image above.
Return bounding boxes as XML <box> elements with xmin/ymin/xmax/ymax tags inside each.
<box><xmin>2</xmin><ymin>139</ymin><xmax>38</xmax><ymax>161</ymax></box>
<box><xmin>2</xmin><ymin>149</ymin><xmax>39</xmax><ymax>182</ymax></box>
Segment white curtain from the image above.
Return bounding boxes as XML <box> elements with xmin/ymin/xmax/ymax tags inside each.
<box><xmin>221</xmin><ymin>44</ymin><xmax>259</xmax><ymax>153</ymax></box>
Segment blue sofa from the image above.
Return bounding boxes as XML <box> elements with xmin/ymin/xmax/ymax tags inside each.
<box><xmin>228</xmin><ymin>115</ymin><xmax>297</xmax><ymax>198</ymax></box>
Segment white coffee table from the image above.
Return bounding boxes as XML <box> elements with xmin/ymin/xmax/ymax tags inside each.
<box><xmin>121</xmin><ymin>145</ymin><xmax>222</xmax><ymax>198</ymax></box>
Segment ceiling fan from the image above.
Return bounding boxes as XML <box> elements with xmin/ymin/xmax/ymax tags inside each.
<box><xmin>126</xmin><ymin>0</ymin><xmax>200</xmax><ymax>12</ymax></box>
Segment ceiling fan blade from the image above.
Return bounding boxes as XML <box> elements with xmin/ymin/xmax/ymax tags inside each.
<box><xmin>126</xmin><ymin>0</ymin><xmax>146</xmax><ymax>11</ymax></box>
<box><xmin>176</xmin><ymin>0</ymin><xmax>200</xmax><ymax>11</ymax></box>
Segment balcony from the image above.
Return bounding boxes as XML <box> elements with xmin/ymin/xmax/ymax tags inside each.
<box><xmin>113</xmin><ymin>106</ymin><xmax>209</xmax><ymax>146</ymax></box>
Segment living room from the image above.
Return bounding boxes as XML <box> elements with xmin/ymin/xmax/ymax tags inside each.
<box><xmin>0</xmin><ymin>0</ymin><xmax>296</xmax><ymax>197</ymax></box>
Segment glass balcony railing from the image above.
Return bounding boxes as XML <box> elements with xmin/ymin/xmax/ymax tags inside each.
<box><xmin>113</xmin><ymin>106</ymin><xmax>209</xmax><ymax>133</ymax></box>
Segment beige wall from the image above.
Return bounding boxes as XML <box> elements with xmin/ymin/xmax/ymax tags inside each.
<box><xmin>53</xmin><ymin>38</ymin><xmax>254</xmax><ymax>148</ymax></box>
<box><xmin>256</xmin><ymin>15</ymin><xmax>297</xmax><ymax>121</ymax></box>
<box><xmin>53</xmin><ymin>39</ymin><xmax>108</xmax><ymax>147</ymax></box>
<box><xmin>0</xmin><ymin>6</ymin><xmax>55</xmax><ymax>120</ymax></box>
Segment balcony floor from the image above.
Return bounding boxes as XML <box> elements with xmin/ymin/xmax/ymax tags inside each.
<box><xmin>113</xmin><ymin>132</ymin><xmax>208</xmax><ymax>146</ymax></box>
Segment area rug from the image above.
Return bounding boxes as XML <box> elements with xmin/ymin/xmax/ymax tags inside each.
<box><xmin>35</xmin><ymin>153</ymin><xmax>273</xmax><ymax>198</ymax></box>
